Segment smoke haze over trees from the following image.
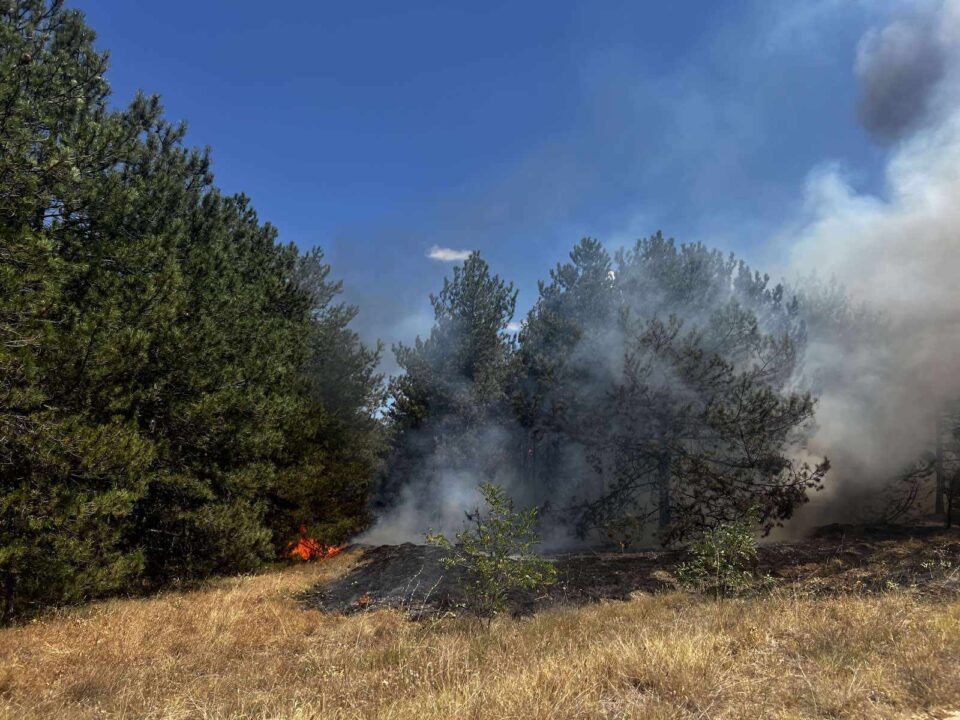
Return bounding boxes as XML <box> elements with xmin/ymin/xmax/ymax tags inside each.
<box><xmin>4</xmin><ymin>0</ymin><xmax>960</xmax><ymax>620</ymax></box>
<box><xmin>523</xmin><ymin>236</ymin><xmax>828</xmax><ymax>543</ymax></box>
<box><xmin>369</xmin><ymin>237</ymin><xmax>829</xmax><ymax>547</ymax></box>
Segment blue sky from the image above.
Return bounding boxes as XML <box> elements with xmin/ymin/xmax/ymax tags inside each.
<box><xmin>80</xmin><ymin>0</ymin><xmax>899</xmax><ymax>364</ymax></box>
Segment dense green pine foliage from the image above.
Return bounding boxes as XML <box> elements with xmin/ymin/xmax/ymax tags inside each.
<box><xmin>1</xmin><ymin>1</ymin><xmax>832</xmax><ymax>616</ymax></box>
<box><xmin>0</xmin><ymin>0</ymin><xmax>381</xmax><ymax>618</ymax></box>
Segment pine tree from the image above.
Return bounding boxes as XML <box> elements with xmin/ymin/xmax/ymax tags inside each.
<box><xmin>517</xmin><ymin>234</ymin><xmax>826</xmax><ymax>545</ymax></box>
<box><xmin>0</xmin><ymin>0</ymin><xmax>162</xmax><ymax>616</ymax></box>
<box><xmin>0</xmin><ymin>1</ymin><xmax>383</xmax><ymax>616</ymax></box>
<box><xmin>380</xmin><ymin>252</ymin><xmax>517</xmax><ymax>506</ymax></box>
<box><xmin>267</xmin><ymin>248</ymin><xmax>386</xmax><ymax>550</ymax></box>
<box><xmin>513</xmin><ymin>238</ymin><xmax>618</xmax><ymax>499</ymax></box>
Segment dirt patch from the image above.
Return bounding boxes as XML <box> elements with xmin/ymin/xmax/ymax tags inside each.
<box><xmin>302</xmin><ymin>525</ymin><xmax>960</xmax><ymax>617</ymax></box>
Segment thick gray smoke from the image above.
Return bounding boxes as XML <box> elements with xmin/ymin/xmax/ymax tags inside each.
<box><xmin>854</xmin><ymin>2</ymin><xmax>958</xmax><ymax>141</ymax></box>
<box><xmin>784</xmin><ymin>0</ymin><xmax>960</xmax><ymax>524</ymax></box>
<box><xmin>363</xmin><ymin>2</ymin><xmax>960</xmax><ymax>546</ymax></box>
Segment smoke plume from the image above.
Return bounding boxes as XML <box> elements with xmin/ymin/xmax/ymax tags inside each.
<box><xmin>363</xmin><ymin>2</ymin><xmax>960</xmax><ymax>545</ymax></box>
<box><xmin>360</xmin><ymin>423</ymin><xmax>511</xmax><ymax>545</ymax></box>
<box><xmin>854</xmin><ymin>2</ymin><xmax>958</xmax><ymax>141</ymax></box>
<box><xmin>785</xmin><ymin>0</ymin><xmax>960</xmax><ymax>521</ymax></box>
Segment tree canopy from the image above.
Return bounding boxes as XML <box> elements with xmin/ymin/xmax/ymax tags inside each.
<box><xmin>519</xmin><ymin>235</ymin><xmax>826</xmax><ymax>543</ymax></box>
<box><xmin>0</xmin><ymin>0</ymin><xmax>382</xmax><ymax>618</ymax></box>
<box><xmin>2</xmin><ymin>1</ymin><xmax>834</xmax><ymax>619</ymax></box>
<box><xmin>386</xmin><ymin>237</ymin><xmax>828</xmax><ymax>547</ymax></box>
<box><xmin>379</xmin><ymin>252</ymin><xmax>518</xmax><ymax>512</ymax></box>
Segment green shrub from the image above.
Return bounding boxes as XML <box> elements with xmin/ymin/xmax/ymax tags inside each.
<box><xmin>676</xmin><ymin>515</ymin><xmax>760</xmax><ymax>597</ymax></box>
<box><xmin>426</xmin><ymin>482</ymin><xmax>556</xmax><ymax>622</ymax></box>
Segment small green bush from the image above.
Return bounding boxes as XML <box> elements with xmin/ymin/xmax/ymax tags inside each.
<box><xmin>676</xmin><ymin>515</ymin><xmax>759</xmax><ymax>597</ymax></box>
<box><xmin>426</xmin><ymin>482</ymin><xmax>556</xmax><ymax>622</ymax></box>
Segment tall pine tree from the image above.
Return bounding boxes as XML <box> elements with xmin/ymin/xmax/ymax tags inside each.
<box><xmin>380</xmin><ymin>252</ymin><xmax>517</xmax><ymax>508</ymax></box>
<box><xmin>0</xmin><ymin>0</ymin><xmax>383</xmax><ymax>617</ymax></box>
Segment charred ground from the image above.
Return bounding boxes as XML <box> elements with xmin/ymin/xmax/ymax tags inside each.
<box><xmin>303</xmin><ymin>524</ymin><xmax>960</xmax><ymax>617</ymax></box>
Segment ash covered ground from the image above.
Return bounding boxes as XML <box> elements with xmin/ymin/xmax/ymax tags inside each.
<box><xmin>301</xmin><ymin>524</ymin><xmax>960</xmax><ymax>618</ymax></box>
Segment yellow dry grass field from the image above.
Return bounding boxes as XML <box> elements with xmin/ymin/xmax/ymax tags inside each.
<box><xmin>1</xmin><ymin>549</ymin><xmax>959</xmax><ymax>720</ymax></box>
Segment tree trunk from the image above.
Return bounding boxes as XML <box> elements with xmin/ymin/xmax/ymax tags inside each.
<box><xmin>936</xmin><ymin>416</ymin><xmax>945</xmax><ymax>516</ymax></box>
<box><xmin>658</xmin><ymin>452</ymin><xmax>671</xmax><ymax>530</ymax></box>
<box><xmin>947</xmin><ymin>472</ymin><xmax>955</xmax><ymax>529</ymax></box>
<box><xmin>2</xmin><ymin>570</ymin><xmax>15</xmax><ymax>623</ymax></box>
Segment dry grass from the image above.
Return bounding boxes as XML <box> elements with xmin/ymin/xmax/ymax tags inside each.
<box><xmin>1</xmin><ymin>549</ymin><xmax>959</xmax><ymax>720</ymax></box>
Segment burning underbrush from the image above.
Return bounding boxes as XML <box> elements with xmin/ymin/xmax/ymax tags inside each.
<box><xmin>302</xmin><ymin>524</ymin><xmax>960</xmax><ymax>618</ymax></box>
<box><xmin>287</xmin><ymin>524</ymin><xmax>347</xmax><ymax>562</ymax></box>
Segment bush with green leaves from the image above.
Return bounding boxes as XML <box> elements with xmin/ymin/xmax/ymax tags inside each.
<box><xmin>426</xmin><ymin>482</ymin><xmax>556</xmax><ymax>621</ymax></box>
<box><xmin>676</xmin><ymin>515</ymin><xmax>760</xmax><ymax>597</ymax></box>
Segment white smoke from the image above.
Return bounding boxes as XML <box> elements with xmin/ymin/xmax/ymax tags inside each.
<box><xmin>359</xmin><ymin>423</ymin><xmax>518</xmax><ymax>545</ymax></box>
<box><xmin>784</xmin><ymin>0</ymin><xmax>960</xmax><ymax>518</ymax></box>
<box><xmin>366</xmin><ymin>2</ymin><xmax>960</xmax><ymax>542</ymax></box>
<box><xmin>360</xmin><ymin>469</ymin><xmax>484</xmax><ymax>545</ymax></box>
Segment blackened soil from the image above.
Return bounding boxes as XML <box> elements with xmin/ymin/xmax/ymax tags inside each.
<box><xmin>301</xmin><ymin>525</ymin><xmax>960</xmax><ymax>618</ymax></box>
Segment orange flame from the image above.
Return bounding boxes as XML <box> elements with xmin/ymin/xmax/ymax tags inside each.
<box><xmin>287</xmin><ymin>523</ymin><xmax>346</xmax><ymax>561</ymax></box>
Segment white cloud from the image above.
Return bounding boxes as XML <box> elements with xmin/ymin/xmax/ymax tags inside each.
<box><xmin>427</xmin><ymin>245</ymin><xmax>471</xmax><ymax>262</ymax></box>
<box><xmin>506</xmin><ymin>321</ymin><xmax>522</xmax><ymax>334</ymax></box>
